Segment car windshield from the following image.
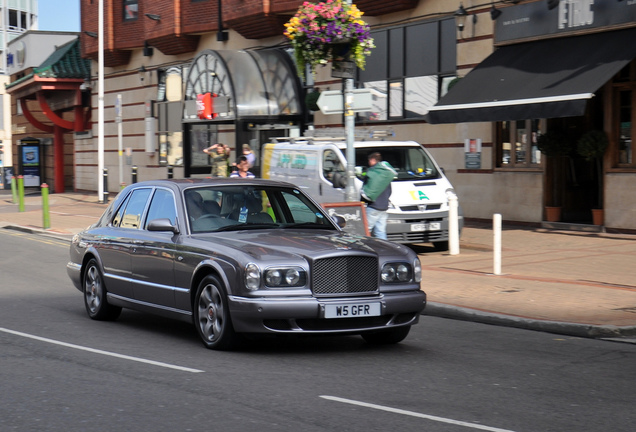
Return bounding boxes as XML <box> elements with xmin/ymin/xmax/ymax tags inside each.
<box><xmin>354</xmin><ymin>146</ymin><xmax>441</xmax><ymax>180</ymax></box>
<box><xmin>184</xmin><ymin>185</ymin><xmax>337</xmax><ymax>234</ymax></box>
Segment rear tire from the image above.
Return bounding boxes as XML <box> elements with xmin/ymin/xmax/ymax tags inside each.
<box><xmin>193</xmin><ymin>275</ymin><xmax>238</xmax><ymax>350</ymax></box>
<box><xmin>83</xmin><ymin>259</ymin><xmax>122</xmax><ymax>321</ymax></box>
<box><xmin>361</xmin><ymin>326</ymin><xmax>411</xmax><ymax>345</ymax></box>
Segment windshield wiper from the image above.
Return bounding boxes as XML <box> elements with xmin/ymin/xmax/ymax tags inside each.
<box><xmin>208</xmin><ymin>223</ymin><xmax>276</xmax><ymax>232</ymax></box>
<box><xmin>283</xmin><ymin>222</ymin><xmax>335</xmax><ymax>229</ymax></box>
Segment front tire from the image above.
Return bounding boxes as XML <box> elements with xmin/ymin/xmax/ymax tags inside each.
<box><xmin>361</xmin><ymin>325</ymin><xmax>411</xmax><ymax>345</ymax></box>
<box><xmin>83</xmin><ymin>258</ymin><xmax>122</xmax><ymax>321</ymax></box>
<box><xmin>194</xmin><ymin>275</ymin><xmax>238</xmax><ymax>350</ymax></box>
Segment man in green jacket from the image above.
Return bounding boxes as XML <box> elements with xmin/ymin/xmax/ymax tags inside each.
<box><xmin>361</xmin><ymin>152</ymin><xmax>396</xmax><ymax>240</ymax></box>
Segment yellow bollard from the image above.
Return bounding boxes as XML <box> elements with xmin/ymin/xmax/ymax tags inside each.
<box><xmin>42</xmin><ymin>183</ymin><xmax>50</xmax><ymax>229</ymax></box>
<box><xmin>17</xmin><ymin>176</ymin><xmax>25</xmax><ymax>212</ymax></box>
<box><xmin>11</xmin><ymin>176</ymin><xmax>18</xmax><ymax>204</ymax></box>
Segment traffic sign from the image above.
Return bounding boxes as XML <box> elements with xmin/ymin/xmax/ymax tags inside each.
<box><xmin>317</xmin><ymin>89</ymin><xmax>372</xmax><ymax>115</ymax></box>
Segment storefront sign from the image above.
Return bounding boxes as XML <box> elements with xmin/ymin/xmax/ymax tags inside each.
<box><xmin>495</xmin><ymin>0</ymin><xmax>636</xmax><ymax>44</ymax></box>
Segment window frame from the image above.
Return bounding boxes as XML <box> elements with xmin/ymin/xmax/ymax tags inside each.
<box><xmin>356</xmin><ymin>18</ymin><xmax>456</xmax><ymax>123</ymax></box>
<box><xmin>495</xmin><ymin>119</ymin><xmax>545</xmax><ymax>170</ymax></box>
<box><xmin>612</xmin><ymin>60</ymin><xmax>636</xmax><ymax>170</ymax></box>
<box><xmin>123</xmin><ymin>0</ymin><xmax>139</xmax><ymax>22</ymax></box>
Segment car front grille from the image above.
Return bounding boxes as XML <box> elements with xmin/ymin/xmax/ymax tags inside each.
<box><xmin>312</xmin><ymin>256</ymin><xmax>378</xmax><ymax>296</ymax></box>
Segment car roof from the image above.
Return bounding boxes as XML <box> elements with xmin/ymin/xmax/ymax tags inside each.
<box><xmin>128</xmin><ymin>177</ymin><xmax>297</xmax><ymax>192</ymax></box>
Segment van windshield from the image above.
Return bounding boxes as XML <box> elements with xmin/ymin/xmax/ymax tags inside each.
<box><xmin>354</xmin><ymin>146</ymin><xmax>441</xmax><ymax>181</ymax></box>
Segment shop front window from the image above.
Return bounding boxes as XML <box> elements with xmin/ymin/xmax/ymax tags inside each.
<box><xmin>497</xmin><ymin>119</ymin><xmax>544</xmax><ymax>168</ymax></box>
<box><xmin>190</xmin><ymin>124</ymin><xmax>218</xmax><ymax>168</ymax></box>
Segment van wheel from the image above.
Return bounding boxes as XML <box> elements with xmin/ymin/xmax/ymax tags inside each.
<box><xmin>433</xmin><ymin>241</ymin><xmax>449</xmax><ymax>251</ymax></box>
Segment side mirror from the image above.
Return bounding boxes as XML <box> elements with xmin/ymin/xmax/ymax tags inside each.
<box><xmin>147</xmin><ymin>218</ymin><xmax>180</xmax><ymax>234</ymax></box>
<box><xmin>331</xmin><ymin>215</ymin><xmax>346</xmax><ymax>229</ymax></box>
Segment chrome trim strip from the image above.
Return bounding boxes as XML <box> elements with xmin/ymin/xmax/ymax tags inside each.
<box><xmin>107</xmin><ymin>293</ymin><xmax>192</xmax><ymax>317</ymax></box>
<box><xmin>104</xmin><ymin>273</ymin><xmax>189</xmax><ymax>293</ymax></box>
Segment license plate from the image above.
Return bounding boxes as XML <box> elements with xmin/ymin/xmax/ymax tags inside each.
<box><xmin>411</xmin><ymin>222</ymin><xmax>441</xmax><ymax>232</ymax></box>
<box><xmin>324</xmin><ymin>302</ymin><xmax>381</xmax><ymax>319</ymax></box>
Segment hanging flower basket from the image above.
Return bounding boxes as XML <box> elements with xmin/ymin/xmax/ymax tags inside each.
<box><xmin>284</xmin><ymin>1</ymin><xmax>375</xmax><ymax>79</ymax></box>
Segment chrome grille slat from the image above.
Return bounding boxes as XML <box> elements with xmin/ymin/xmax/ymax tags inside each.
<box><xmin>312</xmin><ymin>256</ymin><xmax>378</xmax><ymax>296</ymax></box>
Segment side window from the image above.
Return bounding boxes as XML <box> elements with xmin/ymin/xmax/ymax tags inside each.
<box><xmin>145</xmin><ymin>189</ymin><xmax>177</xmax><ymax>228</ymax></box>
<box><xmin>281</xmin><ymin>191</ymin><xmax>321</xmax><ymax>224</ymax></box>
<box><xmin>118</xmin><ymin>189</ymin><xmax>152</xmax><ymax>229</ymax></box>
<box><xmin>111</xmin><ymin>194</ymin><xmax>131</xmax><ymax>227</ymax></box>
<box><xmin>322</xmin><ymin>150</ymin><xmax>345</xmax><ymax>184</ymax></box>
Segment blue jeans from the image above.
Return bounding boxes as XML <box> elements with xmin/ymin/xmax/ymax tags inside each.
<box><xmin>366</xmin><ymin>207</ymin><xmax>388</xmax><ymax>240</ymax></box>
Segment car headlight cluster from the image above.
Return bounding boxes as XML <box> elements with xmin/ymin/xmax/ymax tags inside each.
<box><xmin>381</xmin><ymin>262</ymin><xmax>412</xmax><ymax>283</ymax></box>
<box><xmin>264</xmin><ymin>267</ymin><xmax>306</xmax><ymax>288</ymax></box>
<box><xmin>245</xmin><ymin>263</ymin><xmax>306</xmax><ymax>290</ymax></box>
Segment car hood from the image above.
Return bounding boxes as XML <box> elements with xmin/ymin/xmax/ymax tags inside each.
<box><xmin>188</xmin><ymin>229</ymin><xmax>412</xmax><ymax>261</ymax></box>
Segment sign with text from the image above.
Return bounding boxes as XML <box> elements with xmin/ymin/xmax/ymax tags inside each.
<box><xmin>322</xmin><ymin>202</ymin><xmax>370</xmax><ymax>237</ymax></box>
<box><xmin>495</xmin><ymin>0</ymin><xmax>636</xmax><ymax>44</ymax></box>
<box><xmin>464</xmin><ymin>138</ymin><xmax>482</xmax><ymax>169</ymax></box>
<box><xmin>317</xmin><ymin>89</ymin><xmax>372</xmax><ymax>115</ymax></box>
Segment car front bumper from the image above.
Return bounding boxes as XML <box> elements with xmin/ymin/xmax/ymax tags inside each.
<box><xmin>67</xmin><ymin>261</ymin><xmax>82</xmax><ymax>292</ymax></box>
<box><xmin>228</xmin><ymin>290</ymin><xmax>427</xmax><ymax>334</ymax></box>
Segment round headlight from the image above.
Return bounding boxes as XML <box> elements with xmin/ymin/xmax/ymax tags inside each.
<box><xmin>381</xmin><ymin>264</ymin><xmax>396</xmax><ymax>282</ymax></box>
<box><xmin>397</xmin><ymin>264</ymin><xmax>410</xmax><ymax>282</ymax></box>
<box><xmin>265</xmin><ymin>269</ymin><xmax>282</xmax><ymax>286</ymax></box>
<box><xmin>285</xmin><ymin>268</ymin><xmax>300</xmax><ymax>285</ymax></box>
<box><xmin>245</xmin><ymin>263</ymin><xmax>261</xmax><ymax>290</ymax></box>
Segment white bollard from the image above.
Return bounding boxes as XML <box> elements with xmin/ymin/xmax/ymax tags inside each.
<box><xmin>493</xmin><ymin>213</ymin><xmax>502</xmax><ymax>275</ymax></box>
<box><xmin>449</xmin><ymin>194</ymin><xmax>460</xmax><ymax>255</ymax></box>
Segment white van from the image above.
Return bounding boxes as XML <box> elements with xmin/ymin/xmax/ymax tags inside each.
<box><xmin>261</xmin><ymin>137</ymin><xmax>462</xmax><ymax>250</ymax></box>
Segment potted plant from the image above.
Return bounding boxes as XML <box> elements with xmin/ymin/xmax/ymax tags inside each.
<box><xmin>284</xmin><ymin>1</ymin><xmax>375</xmax><ymax>79</ymax></box>
<box><xmin>536</xmin><ymin>130</ymin><xmax>575</xmax><ymax>222</ymax></box>
<box><xmin>577</xmin><ymin>130</ymin><xmax>609</xmax><ymax>225</ymax></box>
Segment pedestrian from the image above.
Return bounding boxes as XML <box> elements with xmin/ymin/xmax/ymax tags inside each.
<box><xmin>360</xmin><ymin>152</ymin><xmax>396</xmax><ymax>240</ymax></box>
<box><xmin>203</xmin><ymin>143</ymin><xmax>230</xmax><ymax>177</ymax></box>
<box><xmin>229</xmin><ymin>155</ymin><xmax>256</xmax><ymax>178</ymax></box>
<box><xmin>242</xmin><ymin>143</ymin><xmax>256</xmax><ymax>168</ymax></box>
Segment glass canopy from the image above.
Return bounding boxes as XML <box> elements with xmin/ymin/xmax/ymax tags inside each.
<box><xmin>183</xmin><ymin>49</ymin><xmax>302</xmax><ymax>120</ymax></box>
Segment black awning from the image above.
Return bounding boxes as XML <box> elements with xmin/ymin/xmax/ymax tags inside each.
<box><xmin>425</xmin><ymin>27</ymin><xmax>636</xmax><ymax>124</ymax></box>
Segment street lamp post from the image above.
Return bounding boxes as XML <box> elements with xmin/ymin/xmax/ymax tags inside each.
<box><xmin>97</xmin><ymin>0</ymin><xmax>105</xmax><ymax>203</ymax></box>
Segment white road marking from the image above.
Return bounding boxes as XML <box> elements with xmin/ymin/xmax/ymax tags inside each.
<box><xmin>320</xmin><ymin>395</ymin><xmax>517</xmax><ymax>432</ymax></box>
<box><xmin>0</xmin><ymin>327</ymin><xmax>204</xmax><ymax>373</ymax></box>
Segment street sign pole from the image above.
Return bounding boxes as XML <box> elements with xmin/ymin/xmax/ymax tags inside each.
<box><xmin>344</xmin><ymin>78</ymin><xmax>356</xmax><ymax>202</ymax></box>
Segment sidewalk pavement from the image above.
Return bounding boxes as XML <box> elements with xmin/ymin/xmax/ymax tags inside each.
<box><xmin>2</xmin><ymin>189</ymin><xmax>636</xmax><ymax>342</ymax></box>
